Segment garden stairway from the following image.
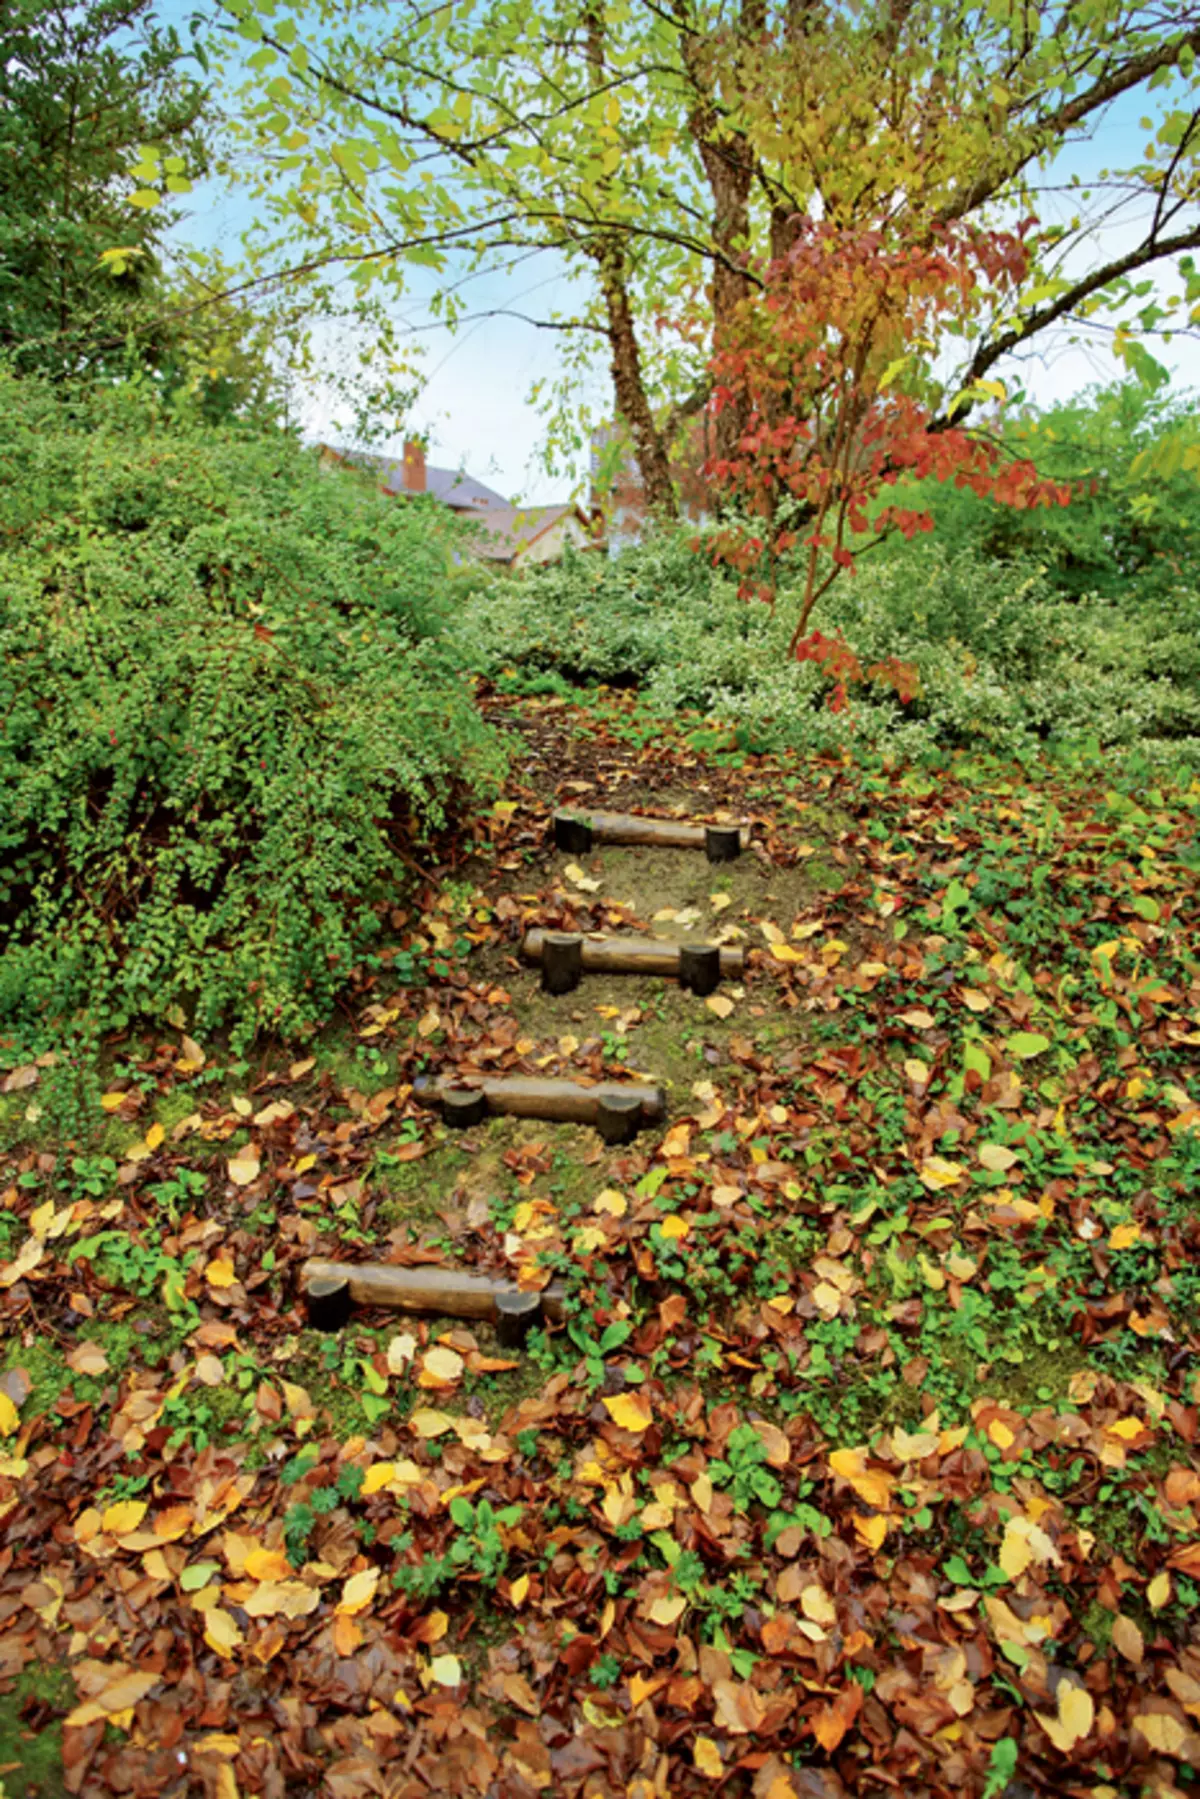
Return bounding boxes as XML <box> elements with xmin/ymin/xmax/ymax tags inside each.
<box><xmin>300</xmin><ymin>804</ymin><xmax>749</xmax><ymax>1344</ymax></box>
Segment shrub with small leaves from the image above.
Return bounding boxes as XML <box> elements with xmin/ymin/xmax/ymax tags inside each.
<box><xmin>0</xmin><ymin>376</ymin><xmax>502</xmax><ymax>1051</ymax></box>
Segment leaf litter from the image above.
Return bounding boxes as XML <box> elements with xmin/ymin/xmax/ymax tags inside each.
<box><xmin>1</xmin><ymin>690</ymin><xmax>1200</xmax><ymax>1795</ymax></box>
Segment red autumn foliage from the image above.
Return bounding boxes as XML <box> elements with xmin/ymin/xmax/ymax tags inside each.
<box><xmin>703</xmin><ymin>219</ymin><xmax>1073</xmax><ymax>679</ymax></box>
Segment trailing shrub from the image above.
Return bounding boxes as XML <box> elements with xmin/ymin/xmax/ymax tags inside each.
<box><xmin>456</xmin><ymin>528</ymin><xmax>1200</xmax><ymax>766</ymax></box>
<box><xmin>0</xmin><ymin>377</ymin><xmax>502</xmax><ymax>1051</ymax></box>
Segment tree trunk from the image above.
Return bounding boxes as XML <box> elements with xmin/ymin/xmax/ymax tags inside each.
<box><xmin>593</xmin><ymin>239</ymin><xmax>678</xmax><ymax>518</ymax></box>
<box><xmin>583</xmin><ymin>5</ymin><xmax>677</xmax><ymax>518</ymax></box>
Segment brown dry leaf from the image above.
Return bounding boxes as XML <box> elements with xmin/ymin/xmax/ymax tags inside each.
<box><xmin>66</xmin><ymin>1341</ymin><xmax>109</xmax><ymax>1376</ymax></box>
<box><xmin>811</xmin><ymin>1682</ymin><xmax>863</xmax><ymax>1752</ymax></box>
<box><xmin>65</xmin><ymin>1666</ymin><xmax>161</xmax><ymax>1729</ymax></box>
<box><xmin>1112</xmin><ymin>1614</ymin><xmax>1144</xmax><ymax>1666</ymax></box>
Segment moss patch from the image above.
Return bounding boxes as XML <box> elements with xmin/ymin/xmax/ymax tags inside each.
<box><xmin>0</xmin><ymin>1665</ymin><xmax>73</xmax><ymax>1799</ymax></box>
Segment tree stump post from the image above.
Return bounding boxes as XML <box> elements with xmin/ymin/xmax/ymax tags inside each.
<box><xmin>541</xmin><ymin>931</ymin><xmax>583</xmax><ymax>994</ymax></box>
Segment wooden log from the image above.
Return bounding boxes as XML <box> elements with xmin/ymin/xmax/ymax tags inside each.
<box><xmin>301</xmin><ymin>1258</ymin><xmax>566</xmax><ymax>1329</ymax></box>
<box><xmin>521</xmin><ymin>929</ymin><xmax>744</xmax><ymax>979</ymax></box>
<box><xmin>541</xmin><ymin>930</ymin><xmax>583</xmax><ymax>994</ymax></box>
<box><xmin>678</xmin><ymin>943</ymin><xmax>722</xmax><ymax>996</ymax></box>
<box><xmin>413</xmin><ymin>1073</ymin><xmax>665</xmax><ymax>1129</ymax></box>
<box><xmin>553</xmin><ymin>808</ymin><xmax>749</xmax><ymax>854</ymax></box>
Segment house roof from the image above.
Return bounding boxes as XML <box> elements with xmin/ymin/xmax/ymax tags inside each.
<box><xmin>337</xmin><ymin>449</ymin><xmax>509</xmax><ymax>510</ymax></box>
<box><xmin>462</xmin><ymin>504</ymin><xmax>582</xmax><ymax>563</ymax></box>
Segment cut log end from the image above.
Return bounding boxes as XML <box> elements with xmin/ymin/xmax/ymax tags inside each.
<box><xmin>495</xmin><ymin>1289</ymin><xmax>544</xmax><ymax>1349</ymax></box>
<box><xmin>304</xmin><ymin>1272</ymin><xmax>352</xmax><ymax>1332</ymax></box>
<box><xmin>705</xmin><ymin>825</ymin><xmax>742</xmax><ymax>863</ymax></box>
<box><xmin>554</xmin><ymin>813</ymin><xmax>594</xmax><ymax>855</ymax></box>
<box><xmin>541</xmin><ymin>930</ymin><xmax>583</xmax><ymax>995</ymax></box>
<box><xmin>596</xmin><ymin>1090</ymin><xmax>644</xmax><ymax>1145</ymax></box>
<box><xmin>679</xmin><ymin>942</ymin><xmax>722</xmax><ymax>996</ymax></box>
<box><xmin>443</xmin><ymin>1087</ymin><xmax>489</xmax><ymax>1129</ymax></box>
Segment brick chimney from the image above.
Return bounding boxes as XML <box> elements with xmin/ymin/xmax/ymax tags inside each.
<box><xmin>402</xmin><ymin>438</ymin><xmax>426</xmax><ymax>493</ymax></box>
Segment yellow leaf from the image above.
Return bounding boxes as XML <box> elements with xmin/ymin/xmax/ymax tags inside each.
<box><xmin>647</xmin><ymin>1593</ymin><xmax>687</xmax><ymax>1625</ymax></box>
<box><xmin>854</xmin><ymin>1513</ymin><xmax>888</xmax><ymax>1551</ymax></box>
<box><xmin>691</xmin><ymin>1473</ymin><xmax>713</xmax><ymax>1513</ymax></box>
<box><xmin>594</xmin><ymin>1188</ymin><xmax>627</xmax><ymax>1217</ymax></box>
<box><xmin>509</xmin><ymin>1573</ymin><xmax>530</xmax><ymax>1607</ymax></box>
<box><xmin>337</xmin><ymin>1567</ymin><xmax>380</xmax><ymax>1616</ymax></box>
<box><xmin>978</xmin><ymin>1143</ymin><xmax>1017</xmax><ymax>1172</ymax></box>
<box><xmin>693</xmin><ymin>1736</ymin><xmax>724</xmax><ymax>1777</ymax></box>
<box><xmin>660</xmin><ymin>1215</ymin><xmax>689</xmax><ymax>1241</ymax></box>
<box><xmin>428</xmin><ymin>1653</ymin><xmax>462</xmax><ymax>1687</ymax></box>
<box><xmin>1133</xmin><ymin>1711</ymin><xmax>1187</xmax><ymax>1756</ymax></box>
<box><xmin>244</xmin><ymin>1547</ymin><xmax>292</xmax><ymax>1583</ymax></box>
<box><xmin>418</xmin><ymin>1346</ymin><xmax>465</xmax><ymax>1387</ymax></box>
<box><xmin>1148</xmin><ymin>1571</ymin><xmax>1172</xmax><ymax>1610</ymax></box>
<box><xmin>102</xmin><ymin>1500</ymin><xmax>148</xmax><ymax>1536</ymax></box>
<box><xmin>408</xmin><ymin>1408</ymin><xmax>454</xmax><ymax>1438</ymax></box>
<box><xmin>921</xmin><ymin>1156</ymin><xmax>967</xmax><ymax>1191</ymax></box>
<box><xmin>988</xmin><ymin>1419</ymin><xmax>1015</xmax><ymax>1450</ymax></box>
<box><xmin>705</xmin><ymin>994</ymin><xmax>734</xmax><ymax>1018</ymax></box>
<box><xmin>0</xmin><ymin>1392</ymin><xmax>18</xmax><ymax>1437</ymax></box>
<box><xmin>800</xmin><ymin>1585</ymin><xmax>836</xmax><ymax>1627</ymax></box>
<box><xmin>1109</xmin><ymin>1222</ymin><xmax>1140</xmax><ymax>1251</ymax></box>
<box><xmin>203</xmin><ymin>1608</ymin><xmax>245</xmax><ymax>1659</ymax></box>
<box><xmin>144</xmin><ymin>1122</ymin><xmax>164</xmax><ymax>1151</ymax></box>
<box><xmin>101</xmin><ymin>1090</ymin><xmax>127</xmax><ymax>1112</ymax></box>
<box><xmin>362</xmin><ymin>1463</ymin><xmax>397</xmax><ymax>1496</ymax></box>
<box><xmin>227</xmin><ymin>1147</ymin><xmax>261</xmax><ymax>1187</ymax></box>
<box><xmin>904</xmin><ymin>1059</ymin><xmax>930</xmax><ymax>1085</ymax></box>
<box><xmin>602</xmin><ymin>1393</ymin><xmax>653</xmax><ymax>1434</ymax></box>
<box><xmin>206</xmin><ymin>1258</ymin><xmax>237</xmax><ymax>1289</ymax></box>
<box><xmin>1036</xmin><ymin>1682</ymin><xmax>1093</xmax><ymax>1753</ymax></box>
<box><xmin>828</xmin><ymin>1447</ymin><xmax>894</xmax><ymax>1510</ymax></box>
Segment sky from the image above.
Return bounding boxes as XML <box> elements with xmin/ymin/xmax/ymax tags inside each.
<box><xmin>173</xmin><ymin>29</ymin><xmax>1199</xmax><ymax>506</ymax></box>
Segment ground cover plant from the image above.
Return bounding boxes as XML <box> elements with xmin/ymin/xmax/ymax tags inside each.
<box><xmin>0</xmin><ymin>377</ymin><xmax>501</xmax><ymax>1060</ymax></box>
<box><xmin>456</xmin><ymin>518</ymin><xmax>1200</xmax><ymax>765</ymax></box>
<box><xmin>3</xmin><ymin>686</ymin><xmax>1200</xmax><ymax>1797</ymax></box>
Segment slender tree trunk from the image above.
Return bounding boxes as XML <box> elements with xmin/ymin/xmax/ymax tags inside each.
<box><xmin>583</xmin><ymin>2</ymin><xmax>676</xmax><ymax>517</ymax></box>
<box><xmin>678</xmin><ymin>0</ymin><xmax>764</xmax><ymax>468</ymax></box>
<box><xmin>592</xmin><ymin>240</ymin><xmax>677</xmax><ymax>517</ymax></box>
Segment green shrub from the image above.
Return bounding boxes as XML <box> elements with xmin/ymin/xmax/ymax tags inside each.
<box><xmin>455</xmin><ymin>527</ymin><xmax>1200</xmax><ymax>766</ymax></box>
<box><xmin>0</xmin><ymin>377</ymin><xmax>502</xmax><ymax>1051</ymax></box>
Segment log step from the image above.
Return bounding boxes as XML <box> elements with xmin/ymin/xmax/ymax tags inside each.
<box><xmin>554</xmin><ymin>809</ymin><xmax>746</xmax><ymax>861</ymax></box>
<box><xmin>521</xmin><ymin>928</ymin><xmax>742</xmax><ymax>996</ymax></box>
<box><xmin>301</xmin><ymin>1258</ymin><xmax>565</xmax><ymax>1346</ymax></box>
<box><xmin>412</xmin><ymin>1073</ymin><xmax>665</xmax><ymax>1143</ymax></box>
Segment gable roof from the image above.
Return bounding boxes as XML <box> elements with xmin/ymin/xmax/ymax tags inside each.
<box><xmin>330</xmin><ymin>448</ymin><xmax>509</xmax><ymax>510</ymax></box>
<box><xmin>463</xmin><ymin>503</ymin><xmax>583</xmax><ymax>562</ymax></box>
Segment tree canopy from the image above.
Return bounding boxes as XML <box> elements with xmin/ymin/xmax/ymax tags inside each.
<box><xmin>181</xmin><ymin>0</ymin><xmax>1200</xmax><ymax>507</ymax></box>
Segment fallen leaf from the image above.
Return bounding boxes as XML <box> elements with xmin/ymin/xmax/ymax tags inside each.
<box><xmin>1112</xmin><ymin>1614</ymin><xmax>1144</xmax><ymax>1666</ymax></box>
<box><xmin>1036</xmin><ymin>1682</ymin><xmax>1093</xmax><ymax>1753</ymax></box>
<box><xmin>978</xmin><ymin>1143</ymin><xmax>1018</xmax><ymax>1172</ymax></box>
<box><xmin>602</xmin><ymin>1393</ymin><xmax>653</xmax><ymax>1434</ymax></box>
<box><xmin>227</xmin><ymin>1147</ymin><xmax>261</xmax><ymax>1187</ymax></box>
<box><xmin>693</xmin><ymin>1736</ymin><xmax>724</xmax><ymax>1777</ymax></box>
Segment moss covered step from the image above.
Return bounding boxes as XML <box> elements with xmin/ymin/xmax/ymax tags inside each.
<box><xmin>521</xmin><ymin>928</ymin><xmax>741</xmax><ymax>995</ymax></box>
<box><xmin>412</xmin><ymin>1073</ymin><xmax>664</xmax><ymax>1143</ymax></box>
<box><xmin>553</xmin><ymin>808</ymin><xmax>746</xmax><ymax>860</ymax></box>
